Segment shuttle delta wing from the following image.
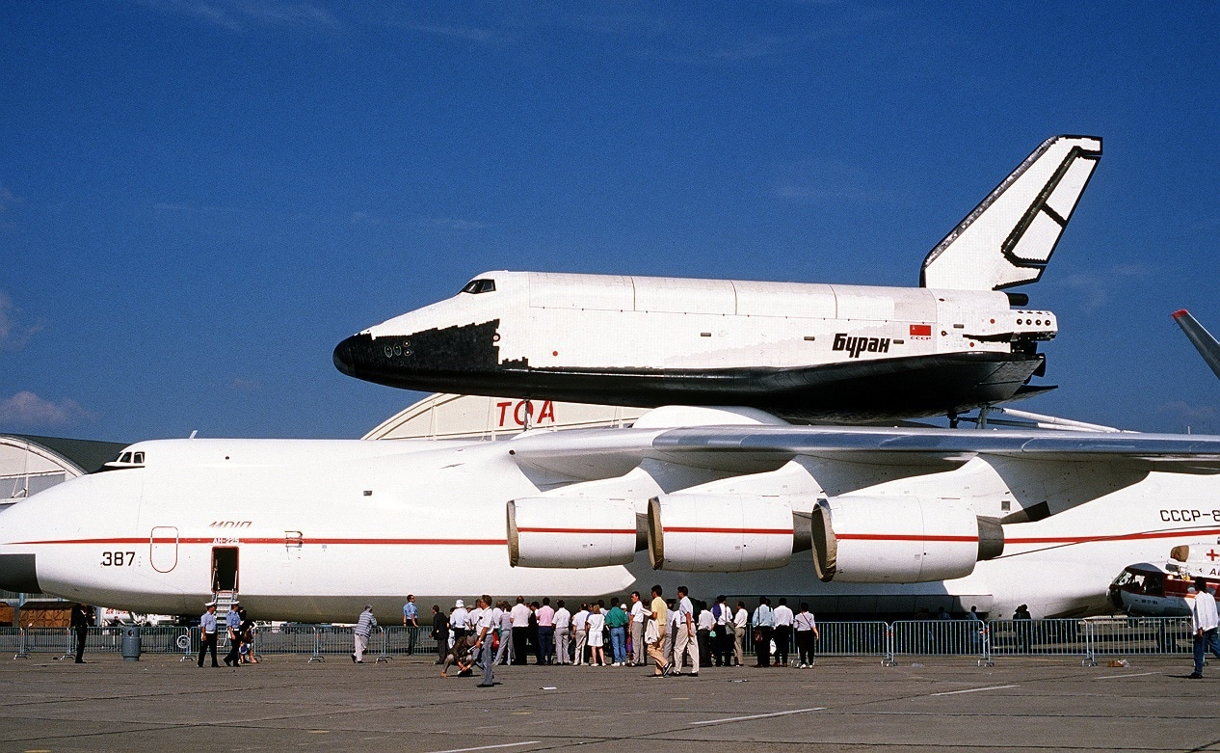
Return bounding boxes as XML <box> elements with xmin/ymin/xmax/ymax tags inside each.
<box><xmin>1172</xmin><ymin>309</ymin><xmax>1220</xmax><ymax>380</ymax></box>
<box><xmin>921</xmin><ymin>135</ymin><xmax>1102</xmax><ymax>291</ymax></box>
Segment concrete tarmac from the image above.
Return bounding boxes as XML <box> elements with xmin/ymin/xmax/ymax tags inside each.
<box><xmin>1</xmin><ymin>653</ymin><xmax>1217</xmax><ymax>753</ymax></box>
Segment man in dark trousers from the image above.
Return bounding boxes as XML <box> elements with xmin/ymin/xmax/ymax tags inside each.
<box><xmin>198</xmin><ymin>600</ymin><xmax>219</xmax><ymax>667</ymax></box>
<box><xmin>69</xmin><ymin>603</ymin><xmax>91</xmax><ymax>663</ymax></box>
<box><xmin>431</xmin><ymin>604</ymin><xmax>449</xmax><ymax>665</ymax></box>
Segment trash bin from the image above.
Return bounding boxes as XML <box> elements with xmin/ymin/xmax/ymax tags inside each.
<box><xmin>121</xmin><ymin>626</ymin><xmax>141</xmax><ymax>661</ymax></box>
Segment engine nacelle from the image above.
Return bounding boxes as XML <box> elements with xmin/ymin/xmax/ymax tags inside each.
<box><xmin>507</xmin><ymin>497</ymin><xmax>638</xmax><ymax>568</ymax></box>
<box><xmin>811</xmin><ymin>496</ymin><xmax>1003</xmax><ymax>583</ymax></box>
<box><xmin>647</xmin><ymin>494</ymin><xmax>795</xmax><ymax>572</ymax></box>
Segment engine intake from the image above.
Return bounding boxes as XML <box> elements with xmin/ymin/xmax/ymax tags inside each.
<box><xmin>811</xmin><ymin>496</ymin><xmax>1003</xmax><ymax>583</ymax></box>
<box><xmin>507</xmin><ymin>497</ymin><xmax>638</xmax><ymax>568</ymax></box>
<box><xmin>648</xmin><ymin>494</ymin><xmax>795</xmax><ymax>572</ymax></box>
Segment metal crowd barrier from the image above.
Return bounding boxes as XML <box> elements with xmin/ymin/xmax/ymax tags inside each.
<box><xmin>1</xmin><ymin>619</ymin><xmax>1197</xmax><ymax>664</ymax></box>
<box><xmin>815</xmin><ymin>621</ymin><xmax>890</xmax><ymax>658</ymax></box>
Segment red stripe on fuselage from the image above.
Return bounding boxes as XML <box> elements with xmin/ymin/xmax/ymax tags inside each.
<box><xmin>1006</xmin><ymin>527</ymin><xmax>1220</xmax><ymax>545</ymax></box>
<box><xmin>15</xmin><ymin>537</ymin><xmax>507</xmax><ymax>546</ymax></box>
<box><xmin>516</xmin><ymin>528</ymin><xmax>636</xmax><ymax>535</ymax></box>
<box><xmin>837</xmin><ymin>533</ymin><xmax>978</xmax><ymax>543</ymax></box>
<box><xmin>661</xmin><ymin>527</ymin><xmax>794</xmax><ymax>535</ymax></box>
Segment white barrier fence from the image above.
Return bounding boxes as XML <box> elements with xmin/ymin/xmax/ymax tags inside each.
<box><xmin>2</xmin><ymin>618</ymin><xmax>1194</xmax><ymax>665</ymax></box>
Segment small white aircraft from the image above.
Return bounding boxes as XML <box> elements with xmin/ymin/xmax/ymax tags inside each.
<box><xmin>2</xmin><ymin>405</ymin><xmax>1219</xmax><ymax>623</ymax></box>
<box><xmin>1109</xmin><ymin>541</ymin><xmax>1220</xmax><ymax>616</ymax></box>
<box><xmin>334</xmin><ymin>136</ymin><xmax>1102</xmax><ymax>423</ymax></box>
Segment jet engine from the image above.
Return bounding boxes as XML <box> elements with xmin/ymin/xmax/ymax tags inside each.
<box><xmin>647</xmin><ymin>494</ymin><xmax>795</xmax><ymax>572</ymax></box>
<box><xmin>811</xmin><ymin>496</ymin><xmax>1003</xmax><ymax>583</ymax></box>
<box><xmin>507</xmin><ymin>497</ymin><xmax>638</xmax><ymax>568</ymax></box>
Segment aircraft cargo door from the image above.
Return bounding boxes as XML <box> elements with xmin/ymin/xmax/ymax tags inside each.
<box><xmin>211</xmin><ymin>547</ymin><xmax>239</xmax><ymax>593</ymax></box>
<box><xmin>150</xmin><ymin>526</ymin><xmax>179</xmax><ymax>573</ymax></box>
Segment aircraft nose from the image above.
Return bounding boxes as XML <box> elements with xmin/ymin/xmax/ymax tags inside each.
<box><xmin>333</xmin><ymin>332</ymin><xmax>421</xmax><ymax>388</ymax></box>
<box><xmin>0</xmin><ymin>553</ymin><xmax>40</xmax><ymax>593</ymax></box>
<box><xmin>332</xmin><ymin>333</ymin><xmax>370</xmax><ymax>378</ymax></box>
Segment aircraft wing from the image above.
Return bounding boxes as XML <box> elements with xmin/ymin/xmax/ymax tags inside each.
<box><xmin>510</xmin><ymin>422</ymin><xmax>1220</xmax><ymax>478</ymax></box>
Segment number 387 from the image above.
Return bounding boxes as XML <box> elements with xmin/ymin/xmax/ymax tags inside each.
<box><xmin>101</xmin><ymin>551</ymin><xmax>135</xmax><ymax>566</ymax></box>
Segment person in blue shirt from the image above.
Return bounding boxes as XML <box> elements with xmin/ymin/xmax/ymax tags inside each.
<box><xmin>751</xmin><ymin>597</ymin><xmax>774</xmax><ymax>668</ymax></box>
<box><xmin>402</xmin><ymin>594</ymin><xmax>419</xmax><ymax>655</ymax></box>
<box><xmin>223</xmin><ymin>599</ymin><xmax>243</xmax><ymax>667</ymax></box>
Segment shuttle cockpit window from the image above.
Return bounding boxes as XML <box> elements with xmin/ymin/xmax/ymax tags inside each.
<box><xmin>461</xmin><ymin>278</ymin><xmax>496</xmax><ymax>294</ymax></box>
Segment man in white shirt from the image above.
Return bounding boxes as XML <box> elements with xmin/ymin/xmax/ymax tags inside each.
<box><xmin>772</xmin><ymin>597</ymin><xmax>794</xmax><ymax>667</ymax></box>
<box><xmin>672</xmin><ymin>585</ymin><xmax>699</xmax><ymax>676</ymax></box>
<box><xmin>732</xmin><ymin>601</ymin><xmax>748</xmax><ymax>667</ymax></box>
<box><xmin>553</xmin><ymin>600</ymin><xmax>572</xmax><ymax>665</ymax></box>
<box><xmin>474</xmin><ymin>596</ymin><xmax>496</xmax><ymax>687</ymax></box>
<box><xmin>629</xmin><ymin>591</ymin><xmax>647</xmax><ymax>666</ymax></box>
<box><xmin>571</xmin><ymin>603</ymin><xmax>590</xmax><ymax>665</ymax></box>
<box><xmin>509</xmin><ymin>596</ymin><xmax>532</xmax><ymax>665</ymax></box>
<box><xmin>1189</xmin><ymin>579</ymin><xmax>1220</xmax><ymax>679</ymax></box>
<box><xmin>696</xmin><ymin>604</ymin><xmax>715</xmax><ymax>666</ymax></box>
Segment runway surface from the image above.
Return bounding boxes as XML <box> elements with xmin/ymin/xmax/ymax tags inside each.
<box><xmin>1</xmin><ymin>653</ymin><xmax>1217</xmax><ymax>752</ymax></box>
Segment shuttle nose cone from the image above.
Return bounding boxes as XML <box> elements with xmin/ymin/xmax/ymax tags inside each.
<box><xmin>0</xmin><ymin>553</ymin><xmax>40</xmax><ymax>593</ymax></box>
<box><xmin>332</xmin><ymin>333</ymin><xmax>369</xmax><ymax>378</ymax></box>
<box><xmin>332</xmin><ymin>332</ymin><xmax>414</xmax><ymax>388</ymax></box>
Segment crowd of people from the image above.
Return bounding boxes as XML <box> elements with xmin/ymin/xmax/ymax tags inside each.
<box><xmin>409</xmin><ymin>586</ymin><xmax>823</xmax><ymax>685</ymax></box>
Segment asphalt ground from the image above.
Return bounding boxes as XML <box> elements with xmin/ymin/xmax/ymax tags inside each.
<box><xmin>1</xmin><ymin>652</ymin><xmax>1217</xmax><ymax>753</ymax></box>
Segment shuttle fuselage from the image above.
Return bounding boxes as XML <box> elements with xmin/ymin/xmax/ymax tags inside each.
<box><xmin>334</xmin><ymin>274</ymin><xmax>1056</xmax><ymax>422</ymax></box>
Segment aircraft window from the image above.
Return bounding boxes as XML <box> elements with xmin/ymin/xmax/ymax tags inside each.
<box><xmin>461</xmin><ymin>278</ymin><xmax>496</xmax><ymax>294</ymax></box>
<box><xmin>100</xmin><ymin>449</ymin><xmax>147</xmax><ymax>472</ymax></box>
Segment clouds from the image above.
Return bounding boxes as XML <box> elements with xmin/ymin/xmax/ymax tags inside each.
<box><xmin>1048</xmin><ymin>265</ymin><xmax>1151</xmax><ymax>313</ymax></box>
<box><xmin>0</xmin><ymin>291</ymin><xmax>44</xmax><ymax>352</ymax></box>
<box><xmin>0</xmin><ymin>391</ymin><xmax>93</xmax><ymax>429</ymax></box>
<box><xmin>134</xmin><ymin>0</ymin><xmax>338</xmax><ymax>33</ymax></box>
<box><xmin>1158</xmin><ymin>400</ymin><xmax>1217</xmax><ymax>432</ymax></box>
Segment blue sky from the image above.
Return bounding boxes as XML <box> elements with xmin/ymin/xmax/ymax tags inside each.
<box><xmin>1</xmin><ymin>1</ymin><xmax>1217</xmax><ymax>442</ymax></box>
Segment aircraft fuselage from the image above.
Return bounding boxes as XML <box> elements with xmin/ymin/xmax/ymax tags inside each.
<box><xmin>3</xmin><ymin>432</ymin><xmax>1219</xmax><ymax>624</ymax></box>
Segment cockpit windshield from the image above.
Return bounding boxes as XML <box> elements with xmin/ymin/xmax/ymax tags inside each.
<box><xmin>461</xmin><ymin>278</ymin><xmax>496</xmax><ymax>294</ymax></box>
<box><xmin>101</xmin><ymin>449</ymin><xmax>146</xmax><ymax>471</ymax></box>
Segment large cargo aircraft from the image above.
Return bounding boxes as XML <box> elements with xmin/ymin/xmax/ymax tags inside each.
<box><xmin>334</xmin><ymin>135</ymin><xmax>1102</xmax><ymax>423</ymax></box>
<box><xmin>1</xmin><ymin>405</ymin><xmax>1218</xmax><ymax>623</ymax></box>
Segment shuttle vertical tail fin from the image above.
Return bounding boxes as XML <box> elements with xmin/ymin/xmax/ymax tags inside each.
<box><xmin>920</xmin><ymin>135</ymin><xmax>1102</xmax><ymax>291</ymax></box>
<box><xmin>1172</xmin><ymin>309</ymin><xmax>1220</xmax><ymax>380</ymax></box>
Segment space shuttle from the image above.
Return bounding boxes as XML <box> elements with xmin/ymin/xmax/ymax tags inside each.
<box><xmin>334</xmin><ymin>135</ymin><xmax>1102</xmax><ymax>422</ymax></box>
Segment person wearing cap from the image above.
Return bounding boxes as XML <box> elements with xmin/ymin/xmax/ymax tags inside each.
<box><xmin>198</xmin><ymin>600</ymin><xmax>219</xmax><ymax>667</ymax></box>
<box><xmin>1188</xmin><ymin>579</ymin><xmax>1220</xmax><ymax>679</ymax></box>
<box><xmin>352</xmin><ymin>605</ymin><xmax>377</xmax><ymax>663</ymax></box>
<box><xmin>223</xmin><ymin>599</ymin><xmax>243</xmax><ymax>667</ymax></box>
<box><xmin>450</xmin><ymin>599</ymin><xmax>470</xmax><ymax>642</ymax></box>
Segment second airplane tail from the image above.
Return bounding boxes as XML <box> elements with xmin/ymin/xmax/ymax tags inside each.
<box><xmin>920</xmin><ymin>135</ymin><xmax>1102</xmax><ymax>291</ymax></box>
<box><xmin>1172</xmin><ymin>309</ymin><xmax>1220</xmax><ymax>380</ymax></box>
